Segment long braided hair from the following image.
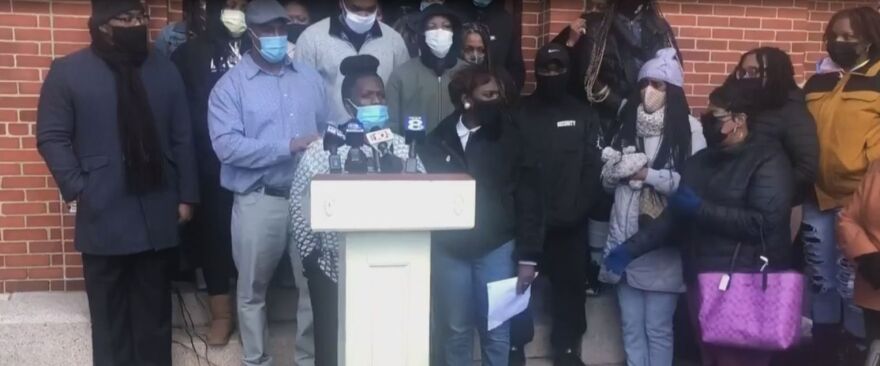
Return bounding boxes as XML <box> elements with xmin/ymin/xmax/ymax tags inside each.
<box><xmin>584</xmin><ymin>0</ymin><xmax>678</xmax><ymax>103</ymax></box>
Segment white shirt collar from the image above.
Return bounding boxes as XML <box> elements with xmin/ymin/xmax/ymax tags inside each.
<box><xmin>456</xmin><ymin>115</ymin><xmax>481</xmax><ymax>149</ymax></box>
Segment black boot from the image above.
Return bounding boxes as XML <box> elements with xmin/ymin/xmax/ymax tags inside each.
<box><xmin>811</xmin><ymin>323</ymin><xmax>844</xmax><ymax>366</ymax></box>
<box><xmin>509</xmin><ymin>346</ymin><xmax>526</xmax><ymax>366</ymax></box>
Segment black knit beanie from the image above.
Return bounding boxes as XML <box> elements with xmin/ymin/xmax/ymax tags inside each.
<box><xmin>89</xmin><ymin>0</ymin><xmax>144</xmax><ymax>28</ymax></box>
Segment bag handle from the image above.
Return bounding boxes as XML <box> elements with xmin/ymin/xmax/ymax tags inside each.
<box><xmin>726</xmin><ymin>222</ymin><xmax>770</xmax><ymax>291</ymax></box>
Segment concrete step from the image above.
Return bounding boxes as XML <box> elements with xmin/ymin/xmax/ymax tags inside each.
<box><xmin>0</xmin><ymin>281</ymin><xmax>627</xmax><ymax>366</ymax></box>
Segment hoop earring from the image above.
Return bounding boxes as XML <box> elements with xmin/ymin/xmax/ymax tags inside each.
<box><xmin>464</xmin><ymin>102</ymin><xmax>471</xmax><ymax>110</ymax></box>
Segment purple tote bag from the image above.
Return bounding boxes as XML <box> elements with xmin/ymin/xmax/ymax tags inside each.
<box><xmin>696</xmin><ymin>242</ymin><xmax>804</xmax><ymax>351</ymax></box>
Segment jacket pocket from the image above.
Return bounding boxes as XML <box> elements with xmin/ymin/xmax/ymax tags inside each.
<box><xmin>80</xmin><ymin>155</ymin><xmax>109</xmax><ymax>172</ymax></box>
<box><xmin>77</xmin><ymin>155</ymin><xmax>110</xmax><ymax>220</ymax></box>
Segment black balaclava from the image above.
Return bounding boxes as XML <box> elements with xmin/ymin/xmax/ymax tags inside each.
<box><xmin>89</xmin><ymin>0</ymin><xmax>165</xmax><ymax>194</ymax></box>
<box><xmin>534</xmin><ymin>43</ymin><xmax>571</xmax><ymax>101</ymax></box>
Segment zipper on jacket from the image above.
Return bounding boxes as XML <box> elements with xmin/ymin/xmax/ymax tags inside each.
<box><xmin>437</xmin><ymin>76</ymin><xmax>443</xmax><ymax>126</ymax></box>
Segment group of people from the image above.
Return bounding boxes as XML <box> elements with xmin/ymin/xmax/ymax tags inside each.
<box><xmin>31</xmin><ymin>0</ymin><xmax>880</xmax><ymax>366</ymax></box>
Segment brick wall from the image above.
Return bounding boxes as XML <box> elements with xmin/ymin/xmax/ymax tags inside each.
<box><xmin>0</xmin><ymin>0</ymin><xmax>874</xmax><ymax>292</ymax></box>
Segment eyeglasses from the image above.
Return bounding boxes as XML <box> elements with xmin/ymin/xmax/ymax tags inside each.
<box><xmin>735</xmin><ymin>67</ymin><xmax>761</xmax><ymax>80</ymax></box>
<box><xmin>112</xmin><ymin>13</ymin><xmax>150</xmax><ymax>25</ymax></box>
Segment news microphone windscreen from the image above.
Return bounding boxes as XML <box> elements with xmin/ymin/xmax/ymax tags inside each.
<box><xmin>323</xmin><ymin>125</ymin><xmax>346</xmax><ymax>150</ymax></box>
<box><xmin>344</xmin><ymin>121</ymin><xmax>366</xmax><ymax>147</ymax></box>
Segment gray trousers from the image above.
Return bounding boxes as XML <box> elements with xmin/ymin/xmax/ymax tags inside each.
<box><xmin>232</xmin><ymin>192</ymin><xmax>314</xmax><ymax>366</ymax></box>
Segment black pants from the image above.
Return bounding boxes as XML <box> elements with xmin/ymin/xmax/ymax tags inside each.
<box><xmin>304</xmin><ymin>252</ymin><xmax>338</xmax><ymax>366</ymax></box>
<box><xmin>511</xmin><ymin>225</ymin><xmax>589</xmax><ymax>352</ymax></box>
<box><xmin>182</xmin><ymin>179</ymin><xmax>234</xmax><ymax>295</ymax></box>
<box><xmin>82</xmin><ymin>249</ymin><xmax>175</xmax><ymax>366</ymax></box>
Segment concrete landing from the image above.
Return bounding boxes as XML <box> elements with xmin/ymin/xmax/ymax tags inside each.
<box><xmin>0</xmin><ymin>283</ymin><xmax>626</xmax><ymax>366</ymax></box>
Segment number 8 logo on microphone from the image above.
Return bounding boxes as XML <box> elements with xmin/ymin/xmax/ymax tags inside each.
<box><xmin>407</xmin><ymin>117</ymin><xmax>426</xmax><ymax>132</ymax></box>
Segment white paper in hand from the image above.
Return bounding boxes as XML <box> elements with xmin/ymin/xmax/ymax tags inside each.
<box><xmin>487</xmin><ymin>277</ymin><xmax>531</xmax><ymax>331</ymax></box>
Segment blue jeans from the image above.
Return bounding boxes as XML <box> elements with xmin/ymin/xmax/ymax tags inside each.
<box><xmin>802</xmin><ymin>200</ymin><xmax>865</xmax><ymax>337</ymax></box>
<box><xmin>434</xmin><ymin>241</ymin><xmax>516</xmax><ymax>366</ymax></box>
<box><xmin>617</xmin><ymin>282</ymin><xmax>678</xmax><ymax>366</ymax></box>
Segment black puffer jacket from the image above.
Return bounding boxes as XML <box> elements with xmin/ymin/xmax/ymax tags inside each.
<box><xmin>750</xmin><ymin>89</ymin><xmax>818</xmax><ymax>206</ymax></box>
<box><xmin>624</xmin><ymin>137</ymin><xmax>794</xmax><ymax>280</ymax></box>
<box><xmin>418</xmin><ymin>112</ymin><xmax>543</xmax><ymax>262</ymax></box>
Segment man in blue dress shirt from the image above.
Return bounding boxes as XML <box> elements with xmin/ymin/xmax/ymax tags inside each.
<box><xmin>208</xmin><ymin>1</ymin><xmax>327</xmax><ymax>365</ymax></box>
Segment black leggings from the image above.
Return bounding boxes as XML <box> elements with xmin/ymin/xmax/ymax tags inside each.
<box><xmin>304</xmin><ymin>252</ymin><xmax>338</xmax><ymax>366</ymax></box>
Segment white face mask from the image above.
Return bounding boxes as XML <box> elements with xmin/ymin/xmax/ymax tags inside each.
<box><xmin>220</xmin><ymin>9</ymin><xmax>247</xmax><ymax>38</ymax></box>
<box><xmin>344</xmin><ymin>5</ymin><xmax>378</xmax><ymax>34</ymax></box>
<box><xmin>425</xmin><ymin>29</ymin><xmax>454</xmax><ymax>58</ymax></box>
<box><xmin>642</xmin><ymin>85</ymin><xmax>667</xmax><ymax>114</ymax></box>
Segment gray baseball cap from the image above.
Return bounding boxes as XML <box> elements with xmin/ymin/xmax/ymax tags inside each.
<box><xmin>246</xmin><ymin>0</ymin><xmax>291</xmax><ymax>26</ymax></box>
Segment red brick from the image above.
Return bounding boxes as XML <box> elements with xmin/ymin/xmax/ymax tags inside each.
<box><xmin>3</xmin><ymin>229</ymin><xmax>48</xmax><ymax>241</ymax></box>
<box><xmin>0</xmin><ymin>14</ymin><xmax>38</xmax><ymax>27</ymax></box>
<box><xmin>0</xmin><ymin>268</ymin><xmax>27</xmax><ymax>280</ymax></box>
<box><xmin>26</xmin><ymin>215</ymin><xmax>61</xmax><ymax>228</ymax></box>
<box><xmin>1</xmin><ymin>202</ymin><xmax>46</xmax><ymax>215</ymax></box>
<box><xmin>5</xmin><ymin>254</ymin><xmax>50</xmax><ymax>267</ymax></box>
<box><xmin>0</xmin><ymin>243</ymin><xmax>27</xmax><ymax>254</ymax></box>
<box><xmin>1</xmin><ymin>176</ymin><xmax>45</xmax><ymax>189</ymax></box>
<box><xmin>21</xmin><ymin>163</ymin><xmax>49</xmax><ymax>175</ymax></box>
<box><xmin>27</xmin><ymin>267</ymin><xmax>62</xmax><ymax>280</ymax></box>
<box><xmin>5</xmin><ymin>280</ymin><xmax>50</xmax><ymax>292</ymax></box>
<box><xmin>0</xmin><ymin>217</ymin><xmax>25</xmax><ymax>229</ymax></box>
<box><xmin>13</xmin><ymin>28</ymin><xmax>50</xmax><ymax>42</ymax></box>
<box><xmin>12</xmin><ymin>1</ymin><xmax>51</xmax><ymax>14</ymax></box>
<box><xmin>29</xmin><ymin>241</ymin><xmax>62</xmax><ymax>254</ymax></box>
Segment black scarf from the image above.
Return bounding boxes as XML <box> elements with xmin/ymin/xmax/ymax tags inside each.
<box><xmin>90</xmin><ymin>26</ymin><xmax>164</xmax><ymax>194</ymax></box>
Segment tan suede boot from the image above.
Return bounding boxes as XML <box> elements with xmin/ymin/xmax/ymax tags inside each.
<box><xmin>206</xmin><ymin>295</ymin><xmax>234</xmax><ymax>346</ymax></box>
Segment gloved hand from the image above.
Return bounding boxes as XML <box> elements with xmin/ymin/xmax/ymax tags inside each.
<box><xmin>856</xmin><ymin>252</ymin><xmax>880</xmax><ymax>289</ymax></box>
<box><xmin>669</xmin><ymin>185</ymin><xmax>702</xmax><ymax>217</ymax></box>
<box><xmin>604</xmin><ymin>245</ymin><xmax>633</xmax><ymax>275</ymax></box>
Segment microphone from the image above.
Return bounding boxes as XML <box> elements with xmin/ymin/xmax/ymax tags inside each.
<box><xmin>343</xmin><ymin>121</ymin><xmax>368</xmax><ymax>174</ymax></box>
<box><xmin>403</xmin><ymin>116</ymin><xmax>426</xmax><ymax>173</ymax></box>
<box><xmin>366</xmin><ymin>127</ymin><xmax>402</xmax><ymax>174</ymax></box>
<box><xmin>323</xmin><ymin>125</ymin><xmax>346</xmax><ymax>174</ymax></box>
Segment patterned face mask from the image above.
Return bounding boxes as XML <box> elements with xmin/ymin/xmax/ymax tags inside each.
<box><xmin>642</xmin><ymin>84</ymin><xmax>667</xmax><ymax>114</ymax></box>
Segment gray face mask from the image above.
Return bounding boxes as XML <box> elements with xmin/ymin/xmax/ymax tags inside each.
<box><xmin>463</xmin><ymin>51</ymin><xmax>485</xmax><ymax>65</ymax></box>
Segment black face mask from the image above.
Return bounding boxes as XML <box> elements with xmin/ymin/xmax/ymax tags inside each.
<box><xmin>535</xmin><ymin>73</ymin><xmax>569</xmax><ymax>100</ymax></box>
<box><xmin>700</xmin><ymin>112</ymin><xmax>729</xmax><ymax>149</ymax></box>
<box><xmin>287</xmin><ymin>23</ymin><xmax>308</xmax><ymax>44</ymax></box>
<box><xmin>111</xmin><ymin>25</ymin><xmax>149</xmax><ymax>62</ymax></box>
<box><xmin>827</xmin><ymin>41</ymin><xmax>862</xmax><ymax>69</ymax></box>
<box><xmin>471</xmin><ymin>99</ymin><xmax>505</xmax><ymax>127</ymax></box>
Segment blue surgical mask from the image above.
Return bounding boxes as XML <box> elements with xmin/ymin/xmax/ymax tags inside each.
<box><xmin>350</xmin><ymin>100</ymin><xmax>389</xmax><ymax>130</ymax></box>
<box><xmin>254</xmin><ymin>33</ymin><xmax>288</xmax><ymax>64</ymax></box>
<box><xmin>473</xmin><ymin>0</ymin><xmax>492</xmax><ymax>8</ymax></box>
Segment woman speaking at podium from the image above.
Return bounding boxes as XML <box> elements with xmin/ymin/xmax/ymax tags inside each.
<box><xmin>289</xmin><ymin>54</ymin><xmax>419</xmax><ymax>366</ymax></box>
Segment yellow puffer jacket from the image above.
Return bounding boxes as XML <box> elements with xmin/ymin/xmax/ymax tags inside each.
<box><xmin>804</xmin><ymin>58</ymin><xmax>880</xmax><ymax>211</ymax></box>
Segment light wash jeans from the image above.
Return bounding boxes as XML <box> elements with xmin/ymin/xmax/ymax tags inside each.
<box><xmin>434</xmin><ymin>241</ymin><xmax>516</xmax><ymax>366</ymax></box>
<box><xmin>802</xmin><ymin>199</ymin><xmax>865</xmax><ymax>337</ymax></box>
<box><xmin>617</xmin><ymin>282</ymin><xmax>678</xmax><ymax>366</ymax></box>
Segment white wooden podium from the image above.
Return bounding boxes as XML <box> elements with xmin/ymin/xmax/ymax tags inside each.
<box><xmin>310</xmin><ymin>174</ymin><xmax>476</xmax><ymax>366</ymax></box>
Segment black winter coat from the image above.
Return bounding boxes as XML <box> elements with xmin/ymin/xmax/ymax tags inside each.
<box><xmin>418</xmin><ymin>112</ymin><xmax>543</xmax><ymax>262</ymax></box>
<box><xmin>624</xmin><ymin>138</ymin><xmax>794</xmax><ymax>280</ymax></box>
<box><xmin>517</xmin><ymin>94</ymin><xmax>602</xmax><ymax>228</ymax></box>
<box><xmin>750</xmin><ymin>90</ymin><xmax>818</xmax><ymax>206</ymax></box>
<box><xmin>37</xmin><ymin>49</ymin><xmax>199</xmax><ymax>255</ymax></box>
